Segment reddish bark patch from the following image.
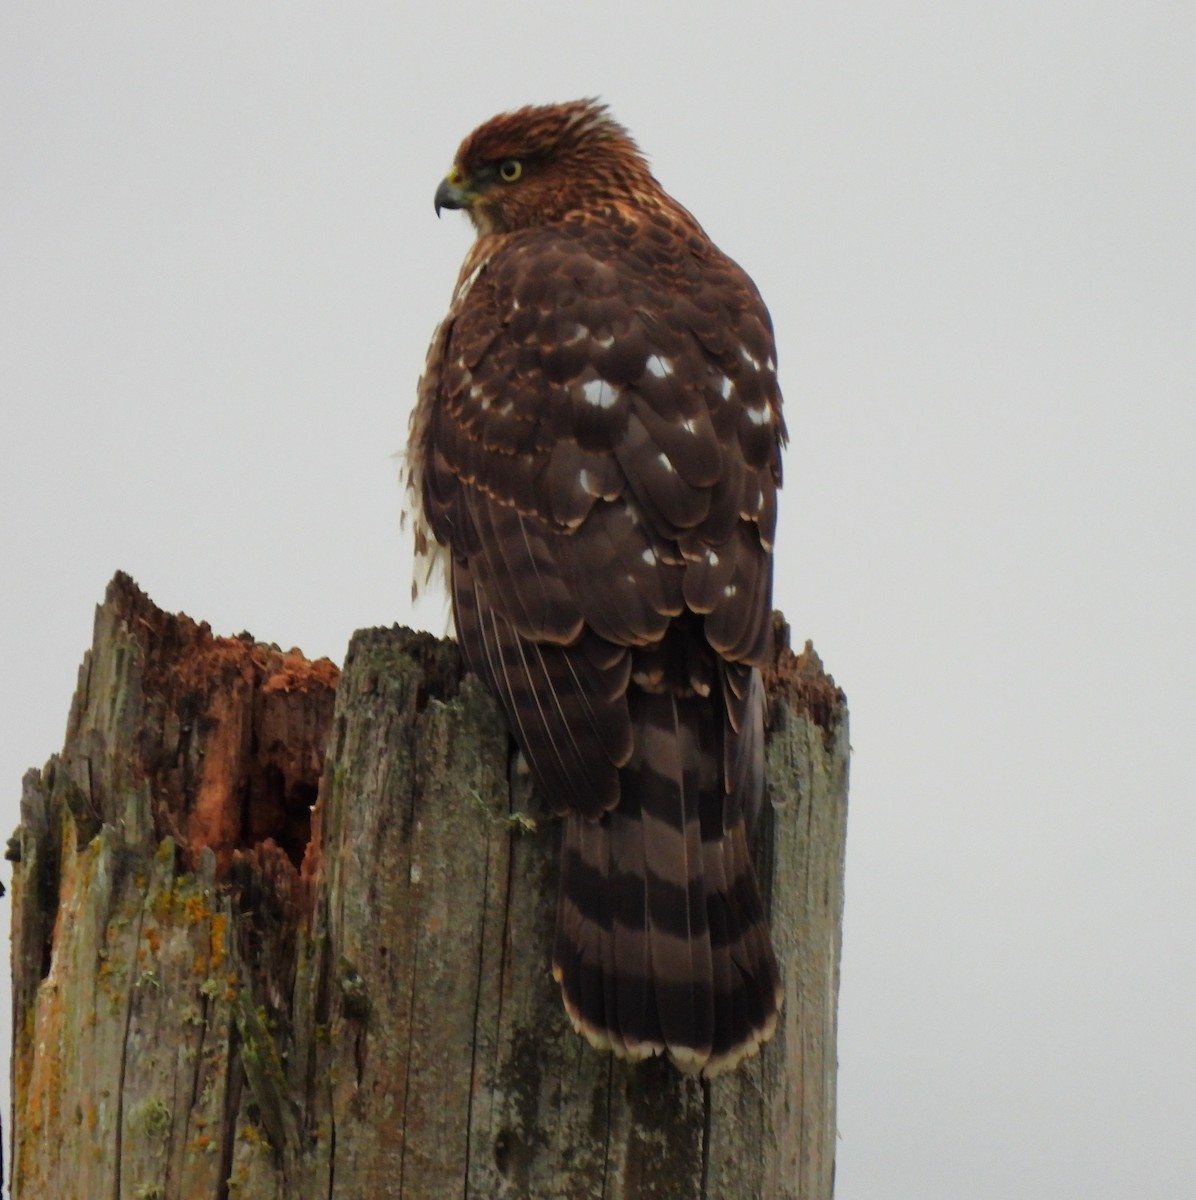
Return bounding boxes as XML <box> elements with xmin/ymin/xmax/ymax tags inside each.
<box><xmin>102</xmin><ymin>572</ymin><xmax>339</xmax><ymax>892</ymax></box>
<box><xmin>763</xmin><ymin>611</ymin><xmax>847</xmax><ymax>740</ymax></box>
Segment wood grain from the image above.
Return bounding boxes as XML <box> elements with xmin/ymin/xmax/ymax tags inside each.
<box><xmin>9</xmin><ymin>576</ymin><xmax>848</xmax><ymax>1199</ymax></box>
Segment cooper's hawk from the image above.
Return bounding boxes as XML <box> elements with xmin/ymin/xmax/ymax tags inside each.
<box><xmin>408</xmin><ymin>100</ymin><xmax>786</xmax><ymax>1076</ymax></box>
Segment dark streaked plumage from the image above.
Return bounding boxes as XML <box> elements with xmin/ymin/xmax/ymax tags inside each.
<box><xmin>409</xmin><ymin>100</ymin><xmax>786</xmax><ymax>1076</ymax></box>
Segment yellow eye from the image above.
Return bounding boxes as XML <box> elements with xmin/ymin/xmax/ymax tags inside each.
<box><xmin>499</xmin><ymin>159</ymin><xmax>522</xmax><ymax>182</ymax></box>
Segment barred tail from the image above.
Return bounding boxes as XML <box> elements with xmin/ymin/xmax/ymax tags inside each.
<box><xmin>552</xmin><ymin>687</ymin><xmax>782</xmax><ymax>1076</ymax></box>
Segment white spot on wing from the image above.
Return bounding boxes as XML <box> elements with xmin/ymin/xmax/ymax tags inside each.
<box><xmin>738</xmin><ymin>345</ymin><xmax>762</xmax><ymax>371</ymax></box>
<box><xmin>641</xmin><ymin>548</ymin><xmax>656</xmax><ymax>564</ymax></box>
<box><xmin>656</xmin><ymin>453</ymin><xmax>676</xmax><ymax>474</ymax></box>
<box><xmin>646</xmin><ymin>354</ymin><xmax>674</xmax><ymax>379</ymax></box>
<box><xmin>746</xmin><ymin>405</ymin><xmax>772</xmax><ymax>425</ymax></box>
<box><xmin>681</xmin><ymin>417</ymin><xmax>697</xmax><ymax>434</ymax></box>
<box><xmin>717</xmin><ymin>375</ymin><xmax>734</xmax><ymax>401</ymax></box>
<box><xmin>582</xmin><ymin>379</ymin><xmax>618</xmax><ymax>409</ymax></box>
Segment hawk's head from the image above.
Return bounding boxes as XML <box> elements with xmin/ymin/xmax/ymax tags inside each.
<box><xmin>434</xmin><ymin>99</ymin><xmax>658</xmax><ymax>235</ymax></box>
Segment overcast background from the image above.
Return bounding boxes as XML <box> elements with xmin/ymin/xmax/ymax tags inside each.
<box><xmin>3</xmin><ymin>3</ymin><xmax>1194</xmax><ymax>1196</ymax></box>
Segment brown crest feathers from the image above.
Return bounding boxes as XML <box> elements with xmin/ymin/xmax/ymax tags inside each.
<box><xmin>456</xmin><ymin>99</ymin><xmax>646</xmax><ymax>174</ymax></box>
<box><xmin>448</xmin><ymin>100</ymin><xmax>667</xmax><ymax>232</ymax></box>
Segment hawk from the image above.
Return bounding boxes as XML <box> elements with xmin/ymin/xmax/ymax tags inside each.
<box><xmin>409</xmin><ymin>100</ymin><xmax>786</xmax><ymax>1076</ymax></box>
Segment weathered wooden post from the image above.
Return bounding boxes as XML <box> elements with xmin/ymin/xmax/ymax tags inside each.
<box><xmin>9</xmin><ymin>572</ymin><xmax>848</xmax><ymax>1198</ymax></box>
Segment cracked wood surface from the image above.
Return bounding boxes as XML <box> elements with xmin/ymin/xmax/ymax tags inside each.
<box><xmin>9</xmin><ymin>573</ymin><xmax>848</xmax><ymax>1199</ymax></box>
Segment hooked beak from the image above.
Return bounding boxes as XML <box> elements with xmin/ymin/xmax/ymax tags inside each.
<box><xmin>434</xmin><ymin>173</ymin><xmax>473</xmax><ymax>217</ymax></box>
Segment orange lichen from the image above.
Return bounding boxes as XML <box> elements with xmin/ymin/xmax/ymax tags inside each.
<box><xmin>209</xmin><ymin>913</ymin><xmax>227</xmax><ymax>971</ymax></box>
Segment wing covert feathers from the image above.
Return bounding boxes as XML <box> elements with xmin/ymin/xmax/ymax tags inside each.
<box><xmin>411</xmin><ymin>101</ymin><xmax>786</xmax><ymax>1074</ymax></box>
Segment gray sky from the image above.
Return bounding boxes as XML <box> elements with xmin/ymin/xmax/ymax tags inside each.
<box><xmin>3</xmin><ymin>3</ymin><xmax>1194</xmax><ymax>1195</ymax></box>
